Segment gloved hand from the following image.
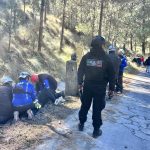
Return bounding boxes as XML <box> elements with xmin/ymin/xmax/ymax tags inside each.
<box><xmin>108</xmin><ymin>90</ymin><xmax>114</xmax><ymax>99</ymax></box>
<box><xmin>33</xmin><ymin>99</ymin><xmax>42</xmax><ymax>109</ymax></box>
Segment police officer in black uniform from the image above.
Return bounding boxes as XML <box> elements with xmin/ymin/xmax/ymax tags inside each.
<box><xmin>78</xmin><ymin>36</ymin><xmax>115</xmax><ymax>138</ymax></box>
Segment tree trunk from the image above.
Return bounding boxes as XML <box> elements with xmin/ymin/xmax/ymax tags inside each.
<box><xmin>134</xmin><ymin>40</ymin><xmax>137</xmax><ymax>52</ymax></box>
<box><xmin>80</xmin><ymin>0</ymin><xmax>83</xmax><ymax>23</ymax></box>
<box><xmin>60</xmin><ymin>0</ymin><xmax>67</xmax><ymax>52</ymax></box>
<box><xmin>23</xmin><ymin>0</ymin><xmax>26</xmax><ymax>13</ymax></box>
<box><xmin>142</xmin><ymin>37</ymin><xmax>146</xmax><ymax>55</ymax></box>
<box><xmin>44</xmin><ymin>0</ymin><xmax>47</xmax><ymax>23</ymax></box>
<box><xmin>142</xmin><ymin>0</ymin><xmax>146</xmax><ymax>55</ymax></box>
<box><xmin>38</xmin><ymin>0</ymin><xmax>45</xmax><ymax>52</ymax></box>
<box><xmin>47</xmin><ymin>0</ymin><xmax>50</xmax><ymax>13</ymax></box>
<box><xmin>8</xmin><ymin>8</ymin><xmax>13</xmax><ymax>52</ymax></box>
<box><xmin>123</xmin><ymin>44</ymin><xmax>126</xmax><ymax>50</ymax></box>
<box><xmin>98</xmin><ymin>0</ymin><xmax>104</xmax><ymax>36</ymax></box>
<box><xmin>13</xmin><ymin>4</ymin><xmax>17</xmax><ymax>33</ymax></box>
<box><xmin>91</xmin><ymin>2</ymin><xmax>96</xmax><ymax>38</ymax></box>
<box><xmin>108</xmin><ymin>14</ymin><xmax>112</xmax><ymax>42</ymax></box>
<box><xmin>130</xmin><ymin>33</ymin><xmax>133</xmax><ymax>51</ymax></box>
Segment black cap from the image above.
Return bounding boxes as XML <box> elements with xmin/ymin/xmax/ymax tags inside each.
<box><xmin>91</xmin><ymin>36</ymin><xmax>105</xmax><ymax>48</ymax></box>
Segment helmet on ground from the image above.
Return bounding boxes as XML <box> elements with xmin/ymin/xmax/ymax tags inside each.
<box><xmin>19</xmin><ymin>72</ymin><xmax>31</xmax><ymax>79</ymax></box>
<box><xmin>1</xmin><ymin>76</ymin><xmax>13</xmax><ymax>84</ymax></box>
<box><xmin>31</xmin><ymin>74</ymin><xmax>39</xmax><ymax>83</ymax></box>
<box><xmin>91</xmin><ymin>36</ymin><xmax>105</xmax><ymax>48</ymax></box>
<box><xmin>108</xmin><ymin>45</ymin><xmax>116</xmax><ymax>51</ymax></box>
<box><xmin>118</xmin><ymin>49</ymin><xmax>125</xmax><ymax>55</ymax></box>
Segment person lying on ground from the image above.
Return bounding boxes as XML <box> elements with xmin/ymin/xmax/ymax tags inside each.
<box><xmin>30</xmin><ymin>73</ymin><xmax>65</xmax><ymax>106</ymax></box>
<box><xmin>0</xmin><ymin>76</ymin><xmax>13</xmax><ymax>124</ymax></box>
<box><xmin>12</xmin><ymin>72</ymin><xmax>40</xmax><ymax>122</ymax></box>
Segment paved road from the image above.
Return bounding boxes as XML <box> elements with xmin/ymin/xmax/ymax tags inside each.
<box><xmin>34</xmin><ymin>72</ymin><xmax>150</xmax><ymax>150</ymax></box>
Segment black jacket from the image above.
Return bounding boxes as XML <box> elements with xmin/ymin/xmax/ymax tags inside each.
<box><xmin>145</xmin><ymin>57</ymin><xmax>150</xmax><ymax>66</ymax></box>
<box><xmin>0</xmin><ymin>85</ymin><xmax>13</xmax><ymax>123</ymax></box>
<box><xmin>36</xmin><ymin>74</ymin><xmax>57</xmax><ymax>93</ymax></box>
<box><xmin>78</xmin><ymin>49</ymin><xmax>115</xmax><ymax>91</ymax></box>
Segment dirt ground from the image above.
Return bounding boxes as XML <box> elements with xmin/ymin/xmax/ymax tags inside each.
<box><xmin>0</xmin><ymin>97</ymin><xmax>81</xmax><ymax>150</ymax></box>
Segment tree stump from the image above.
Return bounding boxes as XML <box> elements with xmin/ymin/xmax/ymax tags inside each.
<box><xmin>65</xmin><ymin>60</ymin><xmax>78</xmax><ymax>96</ymax></box>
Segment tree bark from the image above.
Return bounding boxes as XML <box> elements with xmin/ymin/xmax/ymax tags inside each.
<box><xmin>23</xmin><ymin>0</ymin><xmax>26</xmax><ymax>13</ymax></box>
<box><xmin>91</xmin><ymin>1</ymin><xmax>96</xmax><ymax>38</ymax></box>
<box><xmin>8</xmin><ymin>8</ymin><xmax>13</xmax><ymax>52</ymax></box>
<box><xmin>134</xmin><ymin>40</ymin><xmax>137</xmax><ymax>52</ymax></box>
<box><xmin>130</xmin><ymin>33</ymin><xmax>133</xmax><ymax>51</ymax></box>
<box><xmin>44</xmin><ymin>0</ymin><xmax>47</xmax><ymax>23</ymax></box>
<box><xmin>60</xmin><ymin>0</ymin><xmax>67</xmax><ymax>52</ymax></box>
<box><xmin>98</xmin><ymin>0</ymin><xmax>104</xmax><ymax>36</ymax></box>
<box><xmin>142</xmin><ymin>37</ymin><xmax>146</xmax><ymax>55</ymax></box>
<box><xmin>38</xmin><ymin>0</ymin><xmax>45</xmax><ymax>52</ymax></box>
<box><xmin>13</xmin><ymin>3</ymin><xmax>17</xmax><ymax>32</ymax></box>
<box><xmin>142</xmin><ymin>0</ymin><xmax>146</xmax><ymax>55</ymax></box>
<box><xmin>80</xmin><ymin>0</ymin><xmax>83</xmax><ymax>23</ymax></box>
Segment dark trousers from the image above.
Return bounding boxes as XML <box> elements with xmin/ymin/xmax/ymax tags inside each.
<box><xmin>79</xmin><ymin>83</ymin><xmax>106</xmax><ymax>129</ymax></box>
<box><xmin>116</xmin><ymin>71</ymin><xmax>123</xmax><ymax>92</ymax></box>
<box><xmin>38</xmin><ymin>88</ymin><xmax>62</xmax><ymax>106</ymax></box>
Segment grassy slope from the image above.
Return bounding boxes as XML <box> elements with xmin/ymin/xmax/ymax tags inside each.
<box><xmin>0</xmin><ymin>4</ymin><xmax>82</xmax><ymax>81</ymax></box>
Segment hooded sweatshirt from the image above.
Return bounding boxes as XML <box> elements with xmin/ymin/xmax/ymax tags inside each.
<box><xmin>78</xmin><ymin>46</ymin><xmax>115</xmax><ymax>91</ymax></box>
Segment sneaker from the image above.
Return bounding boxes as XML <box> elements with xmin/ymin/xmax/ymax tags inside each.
<box><xmin>78</xmin><ymin>123</ymin><xmax>84</xmax><ymax>131</ymax></box>
<box><xmin>93</xmin><ymin>129</ymin><xmax>102</xmax><ymax>138</ymax></box>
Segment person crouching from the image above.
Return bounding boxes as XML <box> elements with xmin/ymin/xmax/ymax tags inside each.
<box><xmin>12</xmin><ymin>72</ymin><xmax>37</xmax><ymax>122</ymax></box>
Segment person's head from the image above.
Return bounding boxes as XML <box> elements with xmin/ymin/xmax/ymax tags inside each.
<box><xmin>71</xmin><ymin>53</ymin><xmax>77</xmax><ymax>61</ymax></box>
<box><xmin>90</xmin><ymin>36</ymin><xmax>106</xmax><ymax>55</ymax></box>
<box><xmin>118</xmin><ymin>49</ymin><xmax>125</xmax><ymax>56</ymax></box>
<box><xmin>19</xmin><ymin>72</ymin><xmax>31</xmax><ymax>81</ymax></box>
<box><xmin>1</xmin><ymin>76</ymin><xmax>13</xmax><ymax>86</ymax></box>
<box><xmin>108</xmin><ymin>45</ymin><xmax>116</xmax><ymax>53</ymax></box>
<box><xmin>30</xmin><ymin>74</ymin><xmax>39</xmax><ymax>84</ymax></box>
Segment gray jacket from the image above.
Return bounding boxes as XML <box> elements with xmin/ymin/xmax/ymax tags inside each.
<box><xmin>108</xmin><ymin>52</ymin><xmax>121</xmax><ymax>79</ymax></box>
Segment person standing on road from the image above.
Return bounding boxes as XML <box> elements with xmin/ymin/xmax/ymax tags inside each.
<box><xmin>78</xmin><ymin>36</ymin><xmax>115</xmax><ymax>138</ymax></box>
<box><xmin>145</xmin><ymin>56</ymin><xmax>150</xmax><ymax>73</ymax></box>
<box><xmin>108</xmin><ymin>45</ymin><xmax>121</xmax><ymax>97</ymax></box>
<box><xmin>116</xmin><ymin>49</ymin><xmax>127</xmax><ymax>94</ymax></box>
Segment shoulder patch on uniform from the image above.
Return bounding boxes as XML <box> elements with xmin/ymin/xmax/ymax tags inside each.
<box><xmin>86</xmin><ymin>59</ymin><xmax>102</xmax><ymax>67</ymax></box>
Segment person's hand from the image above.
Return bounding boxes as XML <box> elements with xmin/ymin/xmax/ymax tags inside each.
<box><xmin>33</xmin><ymin>99</ymin><xmax>42</xmax><ymax>109</ymax></box>
<box><xmin>78</xmin><ymin>84</ymin><xmax>83</xmax><ymax>91</ymax></box>
<box><xmin>108</xmin><ymin>90</ymin><xmax>114</xmax><ymax>99</ymax></box>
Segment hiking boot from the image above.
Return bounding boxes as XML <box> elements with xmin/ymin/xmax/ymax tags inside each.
<box><xmin>78</xmin><ymin>123</ymin><xmax>84</xmax><ymax>131</ymax></box>
<box><xmin>27</xmin><ymin>109</ymin><xmax>34</xmax><ymax>120</ymax></box>
<box><xmin>93</xmin><ymin>129</ymin><xmax>102</xmax><ymax>138</ymax></box>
